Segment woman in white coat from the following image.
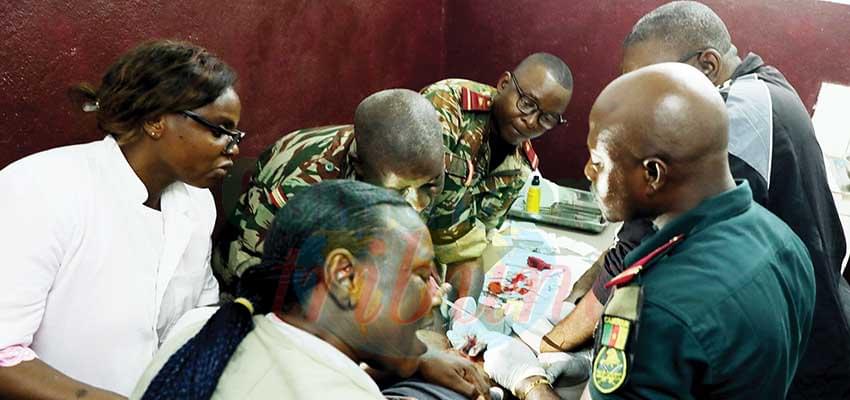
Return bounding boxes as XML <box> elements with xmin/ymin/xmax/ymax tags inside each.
<box><xmin>0</xmin><ymin>39</ymin><xmax>244</xmax><ymax>399</ymax></box>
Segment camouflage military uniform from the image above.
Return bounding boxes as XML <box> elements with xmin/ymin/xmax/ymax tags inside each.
<box><xmin>421</xmin><ymin>79</ymin><xmax>538</xmax><ymax>264</ymax></box>
<box><xmin>213</xmin><ymin>125</ymin><xmax>356</xmax><ymax>284</ymax></box>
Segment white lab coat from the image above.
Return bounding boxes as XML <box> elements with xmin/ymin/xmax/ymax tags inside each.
<box><xmin>0</xmin><ymin>136</ymin><xmax>219</xmax><ymax>395</ymax></box>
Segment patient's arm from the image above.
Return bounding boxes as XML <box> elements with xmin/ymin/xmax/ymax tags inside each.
<box><xmin>565</xmin><ymin>252</ymin><xmax>604</xmax><ymax>303</ymax></box>
<box><xmin>540</xmin><ymin>290</ymin><xmax>604</xmax><ymax>353</ymax></box>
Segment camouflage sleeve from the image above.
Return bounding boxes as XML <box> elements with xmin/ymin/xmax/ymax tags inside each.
<box><xmin>420</xmin><ymin>81</ymin><xmax>464</xmax><ymax>151</ymax></box>
<box><xmin>214</xmin><ymin>129</ymin><xmax>331</xmax><ymax>283</ymax></box>
<box><xmin>431</xmin><ymin>220</ymin><xmax>488</xmax><ymax>265</ymax></box>
<box><xmin>431</xmin><ymin>167</ymin><xmax>528</xmax><ymax>264</ymax></box>
<box><xmin>421</xmin><ymin>82</ymin><xmax>481</xmax><ymax>264</ymax></box>
<box><xmin>214</xmin><ymin>142</ymin><xmax>289</xmax><ymax>284</ymax></box>
<box><xmin>475</xmin><ymin>166</ymin><xmax>530</xmax><ymax>230</ymax></box>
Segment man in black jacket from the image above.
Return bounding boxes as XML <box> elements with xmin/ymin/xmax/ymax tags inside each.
<box><xmin>543</xmin><ymin>2</ymin><xmax>849</xmax><ymax>398</ymax></box>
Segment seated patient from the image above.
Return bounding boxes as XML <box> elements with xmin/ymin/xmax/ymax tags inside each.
<box><xmin>134</xmin><ymin>180</ymin><xmax>445</xmax><ymax>400</ymax></box>
<box><xmin>214</xmin><ymin>89</ymin><xmax>445</xmax><ymax>286</ymax></box>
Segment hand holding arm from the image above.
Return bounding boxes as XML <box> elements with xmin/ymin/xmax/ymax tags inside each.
<box><xmin>483</xmin><ymin>337</ymin><xmax>559</xmax><ymax>399</ymax></box>
<box><xmin>418</xmin><ymin>350</ymin><xmax>492</xmax><ymax>400</ymax></box>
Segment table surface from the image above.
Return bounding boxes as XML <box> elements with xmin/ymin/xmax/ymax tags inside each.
<box><xmin>482</xmin><ymin>219</ymin><xmax>620</xmax><ymax>272</ymax></box>
<box><xmin>478</xmin><ymin>219</ymin><xmax>620</xmax><ymax>400</ymax></box>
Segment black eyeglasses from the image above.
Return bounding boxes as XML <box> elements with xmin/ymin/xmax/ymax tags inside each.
<box><xmin>181</xmin><ymin>110</ymin><xmax>246</xmax><ymax>154</ymax></box>
<box><xmin>510</xmin><ymin>72</ymin><xmax>567</xmax><ymax>130</ymax></box>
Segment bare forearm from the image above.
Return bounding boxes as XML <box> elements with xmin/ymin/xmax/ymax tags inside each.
<box><xmin>0</xmin><ymin>359</ymin><xmax>124</xmax><ymax>400</ymax></box>
<box><xmin>541</xmin><ymin>290</ymin><xmax>603</xmax><ymax>352</ymax></box>
<box><xmin>527</xmin><ymin>387</ymin><xmax>562</xmax><ymax>400</ymax></box>
<box><xmin>565</xmin><ymin>252</ymin><xmax>605</xmax><ymax>303</ymax></box>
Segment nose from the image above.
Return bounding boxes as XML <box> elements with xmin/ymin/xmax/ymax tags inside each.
<box><xmin>520</xmin><ymin>112</ymin><xmax>538</xmax><ymax>131</ymax></box>
<box><xmin>225</xmin><ymin>141</ymin><xmax>240</xmax><ymax>157</ymax></box>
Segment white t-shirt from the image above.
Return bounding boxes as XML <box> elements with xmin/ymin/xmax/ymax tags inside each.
<box><xmin>0</xmin><ymin>136</ymin><xmax>220</xmax><ymax>395</ymax></box>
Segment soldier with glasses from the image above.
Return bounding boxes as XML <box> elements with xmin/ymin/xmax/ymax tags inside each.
<box><xmin>421</xmin><ymin>52</ymin><xmax>573</xmax><ymax>300</ymax></box>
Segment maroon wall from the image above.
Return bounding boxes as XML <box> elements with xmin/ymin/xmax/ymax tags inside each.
<box><xmin>0</xmin><ymin>0</ymin><xmax>446</xmax><ymax>169</ymax></box>
<box><xmin>446</xmin><ymin>0</ymin><xmax>850</xmax><ymax>181</ymax></box>
<box><xmin>3</xmin><ymin>0</ymin><xmax>849</xmax><ymax>182</ymax></box>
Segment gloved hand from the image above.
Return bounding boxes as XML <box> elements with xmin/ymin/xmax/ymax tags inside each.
<box><xmin>539</xmin><ymin>348</ymin><xmax>592</xmax><ymax>384</ymax></box>
<box><xmin>446</xmin><ymin>297</ymin><xmax>511</xmax><ymax>357</ymax></box>
<box><xmin>483</xmin><ymin>336</ymin><xmax>548</xmax><ymax>395</ymax></box>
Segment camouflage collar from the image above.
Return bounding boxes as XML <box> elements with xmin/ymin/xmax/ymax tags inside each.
<box><xmin>342</xmin><ymin>136</ymin><xmax>357</xmax><ymax>179</ymax></box>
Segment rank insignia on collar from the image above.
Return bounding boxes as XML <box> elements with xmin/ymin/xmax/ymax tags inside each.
<box><xmin>593</xmin><ymin>345</ymin><xmax>628</xmax><ymax>394</ymax></box>
<box><xmin>460</xmin><ymin>87</ymin><xmax>492</xmax><ymax>112</ymax></box>
<box><xmin>521</xmin><ymin>141</ymin><xmax>539</xmax><ymax>170</ymax></box>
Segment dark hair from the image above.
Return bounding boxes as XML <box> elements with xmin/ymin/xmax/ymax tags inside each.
<box><xmin>354</xmin><ymin>88</ymin><xmax>444</xmax><ymax>176</ymax></box>
<box><xmin>70</xmin><ymin>39</ymin><xmax>237</xmax><ymax>141</ymax></box>
<box><xmin>141</xmin><ymin>180</ymin><xmax>411</xmax><ymax>400</ymax></box>
<box><xmin>623</xmin><ymin>1</ymin><xmax>732</xmax><ymax>55</ymax></box>
<box><xmin>515</xmin><ymin>52</ymin><xmax>573</xmax><ymax>90</ymax></box>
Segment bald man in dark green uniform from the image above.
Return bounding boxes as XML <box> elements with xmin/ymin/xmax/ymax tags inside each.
<box><xmin>582</xmin><ymin>63</ymin><xmax>815</xmax><ymax>399</ymax></box>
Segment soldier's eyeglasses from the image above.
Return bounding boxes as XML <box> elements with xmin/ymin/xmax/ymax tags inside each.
<box><xmin>181</xmin><ymin>110</ymin><xmax>246</xmax><ymax>154</ymax></box>
<box><xmin>510</xmin><ymin>72</ymin><xmax>567</xmax><ymax>130</ymax></box>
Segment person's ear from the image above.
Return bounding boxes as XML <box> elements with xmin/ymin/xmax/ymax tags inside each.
<box><xmin>350</xmin><ymin>149</ymin><xmax>372</xmax><ymax>182</ymax></box>
<box><xmin>696</xmin><ymin>49</ymin><xmax>723</xmax><ymax>85</ymax></box>
<box><xmin>143</xmin><ymin>117</ymin><xmax>165</xmax><ymax>140</ymax></box>
<box><xmin>323</xmin><ymin>248</ymin><xmax>358</xmax><ymax>310</ymax></box>
<box><xmin>642</xmin><ymin>157</ymin><xmax>668</xmax><ymax>195</ymax></box>
<box><xmin>496</xmin><ymin>71</ymin><xmax>511</xmax><ymax>92</ymax></box>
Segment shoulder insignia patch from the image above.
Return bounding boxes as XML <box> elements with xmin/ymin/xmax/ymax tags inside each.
<box><xmin>521</xmin><ymin>141</ymin><xmax>539</xmax><ymax>169</ymax></box>
<box><xmin>460</xmin><ymin>87</ymin><xmax>492</xmax><ymax>112</ymax></box>
<box><xmin>592</xmin><ymin>345</ymin><xmax>628</xmax><ymax>394</ymax></box>
<box><xmin>605</xmin><ymin>234</ymin><xmax>684</xmax><ymax>288</ymax></box>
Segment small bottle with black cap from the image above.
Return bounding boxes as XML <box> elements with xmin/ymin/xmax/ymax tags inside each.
<box><xmin>525</xmin><ymin>175</ymin><xmax>541</xmax><ymax>214</ymax></box>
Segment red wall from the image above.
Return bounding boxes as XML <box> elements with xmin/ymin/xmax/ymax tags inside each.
<box><xmin>2</xmin><ymin>0</ymin><xmax>849</xmax><ymax>182</ymax></box>
<box><xmin>446</xmin><ymin>0</ymin><xmax>850</xmax><ymax>181</ymax></box>
<box><xmin>0</xmin><ymin>0</ymin><xmax>446</xmax><ymax>168</ymax></box>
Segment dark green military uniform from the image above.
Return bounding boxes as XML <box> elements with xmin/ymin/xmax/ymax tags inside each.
<box><xmin>420</xmin><ymin>79</ymin><xmax>538</xmax><ymax>264</ymax></box>
<box><xmin>213</xmin><ymin>125</ymin><xmax>356</xmax><ymax>284</ymax></box>
<box><xmin>590</xmin><ymin>182</ymin><xmax>815</xmax><ymax>400</ymax></box>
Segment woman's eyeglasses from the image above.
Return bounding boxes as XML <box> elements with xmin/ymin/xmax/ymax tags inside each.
<box><xmin>181</xmin><ymin>110</ymin><xmax>246</xmax><ymax>154</ymax></box>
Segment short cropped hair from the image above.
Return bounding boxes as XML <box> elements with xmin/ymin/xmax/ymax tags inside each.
<box><xmin>623</xmin><ymin>1</ymin><xmax>732</xmax><ymax>54</ymax></box>
<box><xmin>354</xmin><ymin>88</ymin><xmax>444</xmax><ymax>175</ymax></box>
<box><xmin>515</xmin><ymin>52</ymin><xmax>573</xmax><ymax>90</ymax></box>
